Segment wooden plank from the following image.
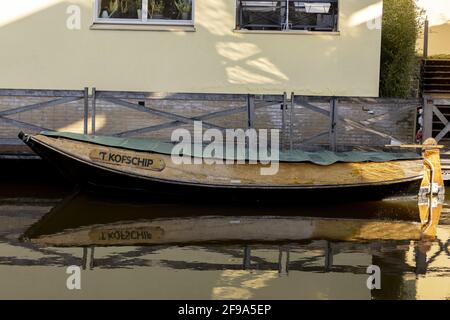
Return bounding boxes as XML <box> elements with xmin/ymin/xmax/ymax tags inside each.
<box><xmin>96</xmin><ymin>91</ymin><xmax>263</xmax><ymax>101</ymax></box>
<box><xmin>101</xmin><ymin>97</ymin><xmax>226</xmax><ymax>130</ymax></box>
<box><xmin>433</xmin><ymin>98</ymin><xmax>450</xmax><ymax>106</ymax></box>
<box><xmin>432</xmin><ymin>105</ymin><xmax>448</xmax><ymax>125</ymax></box>
<box><xmin>434</xmin><ymin>121</ymin><xmax>450</xmax><ymax>142</ymax></box>
<box><xmin>0</xmin><ymin>89</ymin><xmax>84</xmax><ymax>97</ymax></box>
<box><xmin>0</xmin><ymin>138</ymin><xmax>24</xmax><ymax>145</ymax></box>
<box><xmin>385</xmin><ymin>144</ymin><xmax>444</xmax><ymax>149</ymax></box>
<box><xmin>0</xmin><ymin>116</ymin><xmax>50</xmax><ymax>132</ymax></box>
<box><xmin>0</xmin><ymin>97</ymin><xmax>82</xmax><ymax>117</ymax></box>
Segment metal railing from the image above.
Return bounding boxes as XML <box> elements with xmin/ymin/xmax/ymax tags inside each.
<box><xmin>0</xmin><ymin>88</ymin><xmax>420</xmax><ymax>157</ymax></box>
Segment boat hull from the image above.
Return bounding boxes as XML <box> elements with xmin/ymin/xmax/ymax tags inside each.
<box><xmin>20</xmin><ymin>133</ymin><xmax>424</xmax><ymax>202</ymax></box>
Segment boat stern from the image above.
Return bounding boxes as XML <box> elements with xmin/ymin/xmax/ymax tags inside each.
<box><xmin>418</xmin><ymin>138</ymin><xmax>445</xmax><ymax>238</ymax></box>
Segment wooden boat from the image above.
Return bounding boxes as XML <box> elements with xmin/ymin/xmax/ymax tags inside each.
<box><xmin>18</xmin><ymin>131</ymin><xmax>444</xmax><ymax>201</ymax></box>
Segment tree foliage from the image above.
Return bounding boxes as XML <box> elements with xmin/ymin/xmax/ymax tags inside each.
<box><xmin>380</xmin><ymin>0</ymin><xmax>423</xmax><ymax>98</ymax></box>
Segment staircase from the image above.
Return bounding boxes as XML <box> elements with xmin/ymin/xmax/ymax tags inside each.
<box><xmin>422</xmin><ymin>59</ymin><xmax>450</xmax><ymax>96</ymax></box>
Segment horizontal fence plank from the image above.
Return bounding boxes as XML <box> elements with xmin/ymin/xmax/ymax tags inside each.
<box><xmin>433</xmin><ymin>98</ymin><xmax>450</xmax><ymax>106</ymax></box>
<box><xmin>0</xmin><ymin>89</ymin><xmax>85</xmax><ymax>98</ymax></box>
<box><xmin>0</xmin><ymin>116</ymin><xmax>50</xmax><ymax>132</ymax></box>
<box><xmin>0</xmin><ymin>97</ymin><xmax>82</xmax><ymax>117</ymax></box>
<box><xmin>96</xmin><ymin>90</ymin><xmax>285</xmax><ymax>102</ymax></box>
<box><xmin>0</xmin><ymin>138</ymin><xmax>23</xmax><ymax>145</ymax></box>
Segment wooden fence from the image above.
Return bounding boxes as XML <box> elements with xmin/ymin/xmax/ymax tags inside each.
<box><xmin>0</xmin><ymin>88</ymin><xmax>421</xmax><ymax>157</ymax></box>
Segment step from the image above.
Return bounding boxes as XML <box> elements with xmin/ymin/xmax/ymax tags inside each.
<box><xmin>423</xmin><ymin>78</ymin><xmax>450</xmax><ymax>85</ymax></box>
<box><xmin>424</xmin><ymin>66</ymin><xmax>450</xmax><ymax>73</ymax></box>
<box><xmin>424</xmin><ymin>59</ymin><xmax>450</xmax><ymax>66</ymax></box>
<box><xmin>423</xmin><ymin>72</ymin><xmax>450</xmax><ymax>79</ymax></box>
<box><xmin>423</xmin><ymin>83</ymin><xmax>450</xmax><ymax>89</ymax></box>
<box><xmin>423</xmin><ymin>86</ymin><xmax>450</xmax><ymax>94</ymax></box>
<box><xmin>423</xmin><ymin>90</ymin><xmax>450</xmax><ymax>95</ymax></box>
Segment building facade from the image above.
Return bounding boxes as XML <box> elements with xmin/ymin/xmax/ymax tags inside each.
<box><xmin>0</xmin><ymin>0</ymin><xmax>383</xmax><ymax>96</ymax></box>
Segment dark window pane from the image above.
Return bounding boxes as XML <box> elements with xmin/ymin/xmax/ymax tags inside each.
<box><xmin>148</xmin><ymin>0</ymin><xmax>192</xmax><ymax>20</ymax></box>
<box><xmin>98</xmin><ymin>0</ymin><xmax>142</xmax><ymax>20</ymax></box>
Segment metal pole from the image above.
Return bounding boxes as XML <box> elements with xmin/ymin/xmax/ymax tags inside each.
<box><xmin>422</xmin><ymin>96</ymin><xmax>433</xmax><ymax>141</ymax></box>
<box><xmin>290</xmin><ymin>92</ymin><xmax>294</xmax><ymax>151</ymax></box>
<box><xmin>282</xmin><ymin>92</ymin><xmax>287</xmax><ymax>150</ymax></box>
<box><xmin>89</xmin><ymin>246</ymin><xmax>95</xmax><ymax>270</ymax></box>
<box><xmin>329</xmin><ymin>97</ymin><xmax>337</xmax><ymax>151</ymax></box>
<box><xmin>285</xmin><ymin>0</ymin><xmax>289</xmax><ymax>30</ymax></box>
<box><xmin>243</xmin><ymin>246</ymin><xmax>251</xmax><ymax>270</ymax></box>
<box><xmin>91</xmin><ymin>87</ymin><xmax>96</xmax><ymax>135</ymax></box>
<box><xmin>324</xmin><ymin>241</ymin><xmax>333</xmax><ymax>271</ymax></box>
<box><xmin>81</xmin><ymin>247</ymin><xmax>88</xmax><ymax>270</ymax></box>
<box><xmin>83</xmin><ymin>87</ymin><xmax>89</xmax><ymax>134</ymax></box>
<box><xmin>423</xmin><ymin>18</ymin><xmax>429</xmax><ymax>59</ymax></box>
<box><xmin>278</xmin><ymin>247</ymin><xmax>290</xmax><ymax>275</ymax></box>
<box><xmin>247</xmin><ymin>94</ymin><xmax>255</xmax><ymax>129</ymax></box>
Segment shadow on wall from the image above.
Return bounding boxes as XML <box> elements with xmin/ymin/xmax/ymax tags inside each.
<box><xmin>0</xmin><ymin>0</ymin><xmax>382</xmax><ymax>139</ymax></box>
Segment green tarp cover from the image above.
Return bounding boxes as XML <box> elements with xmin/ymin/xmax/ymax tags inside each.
<box><xmin>40</xmin><ymin>131</ymin><xmax>421</xmax><ymax>166</ymax></box>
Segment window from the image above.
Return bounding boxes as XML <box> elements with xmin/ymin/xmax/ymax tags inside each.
<box><xmin>236</xmin><ymin>0</ymin><xmax>338</xmax><ymax>32</ymax></box>
<box><xmin>95</xmin><ymin>0</ymin><xmax>193</xmax><ymax>25</ymax></box>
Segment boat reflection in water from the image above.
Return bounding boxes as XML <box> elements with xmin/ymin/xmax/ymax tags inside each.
<box><xmin>23</xmin><ymin>192</ymin><xmax>442</xmax><ymax>247</ymax></box>
<box><xmin>4</xmin><ymin>191</ymin><xmax>445</xmax><ymax>299</ymax></box>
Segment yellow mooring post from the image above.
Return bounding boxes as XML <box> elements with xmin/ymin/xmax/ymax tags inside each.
<box><xmin>418</xmin><ymin>138</ymin><xmax>445</xmax><ymax>239</ymax></box>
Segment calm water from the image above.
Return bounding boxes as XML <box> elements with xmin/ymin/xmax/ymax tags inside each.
<box><xmin>0</xmin><ymin>168</ymin><xmax>449</xmax><ymax>300</ymax></box>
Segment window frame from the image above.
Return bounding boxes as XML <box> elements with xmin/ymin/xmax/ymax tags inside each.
<box><xmin>93</xmin><ymin>0</ymin><xmax>195</xmax><ymax>26</ymax></box>
<box><xmin>235</xmin><ymin>0</ymin><xmax>339</xmax><ymax>33</ymax></box>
